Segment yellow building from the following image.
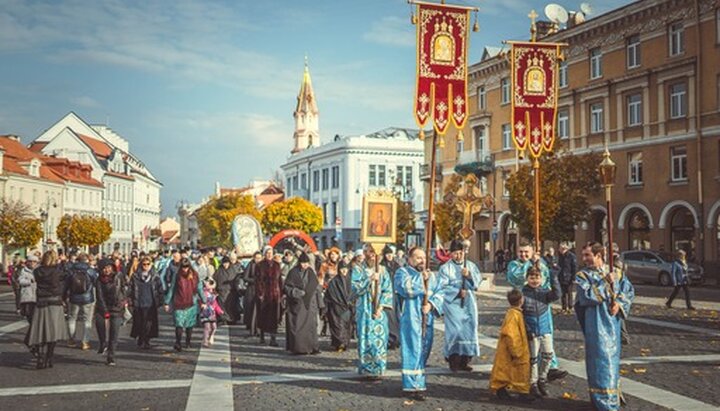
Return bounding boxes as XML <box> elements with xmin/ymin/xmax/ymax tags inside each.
<box><xmin>422</xmin><ymin>0</ymin><xmax>720</xmax><ymax>277</ymax></box>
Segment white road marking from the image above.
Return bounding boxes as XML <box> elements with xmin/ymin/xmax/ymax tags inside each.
<box><xmin>0</xmin><ymin>292</ymin><xmax>15</xmax><ymax>298</ymax></box>
<box><xmin>628</xmin><ymin>317</ymin><xmax>720</xmax><ymax>337</ymax></box>
<box><xmin>185</xmin><ymin>326</ymin><xmax>234</xmax><ymax>411</ymax></box>
<box><xmin>0</xmin><ymin>320</ymin><xmax>27</xmax><ymax>338</ymax></box>
<box><xmin>621</xmin><ymin>354</ymin><xmax>720</xmax><ymax>365</ymax></box>
<box><xmin>0</xmin><ymin>379</ymin><xmax>191</xmax><ymax>397</ymax></box>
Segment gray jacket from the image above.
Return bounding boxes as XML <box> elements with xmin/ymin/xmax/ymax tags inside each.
<box><xmin>17</xmin><ymin>267</ymin><xmax>37</xmax><ymax>306</ymax></box>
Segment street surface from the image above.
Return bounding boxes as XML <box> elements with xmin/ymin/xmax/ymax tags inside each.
<box><xmin>1</xmin><ymin>278</ymin><xmax>719</xmax><ymax>411</ymax></box>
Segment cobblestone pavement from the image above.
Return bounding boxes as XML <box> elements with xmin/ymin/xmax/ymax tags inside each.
<box><xmin>1</xmin><ymin>281</ymin><xmax>719</xmax><ymax>410</ymax></box>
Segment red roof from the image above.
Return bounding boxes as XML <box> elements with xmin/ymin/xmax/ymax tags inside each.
<box><xmin>162</xmin><ymin>230</ymin><xmax>179</xmax><ymax>243</ymax></box>
<box><xmin>105</xmin><ymin>171</ymin><xmax>135</xmax><ymax>181</ymax></box>
<box><xmin>27</xmin><ymin>142</ymin><xmax>48</xmax><ymax>153</ymax></box>
<box><xmin>257</xmin><ymin>193</ymin><xmax>284</xmax><ymax>209</ymax></box>
<box><xmin>44</xmin><ymin>157</ymin><xmax>103</xmax><ymax>188</ymax></box>
<box><xmin>77</xmin><ymin>134</ymin><xmax>113</xmax><ymax>159</ymax></box>
<box><xmin>0</xmin><ymin>136</ymin><xmax>64</xmax><ymax>184</ymax></box>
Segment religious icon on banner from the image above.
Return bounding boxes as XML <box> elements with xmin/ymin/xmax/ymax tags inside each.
<box><xmin>509</xmin><ymin>41</ymin><xmax>562</xmax><ymax>157</ymax></box>
<box><xmin>361</xmin><ymin>191</ymin><xmax>397</xmax><ymax>244</ymax></box>
<box><xmin>413</xmin><ymin>3</ymin><xmax>470</xmax><ymax>135</ymax></box>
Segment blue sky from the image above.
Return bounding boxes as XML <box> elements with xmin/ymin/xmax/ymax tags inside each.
<box><xmin>0</xmin><ymin>0</ymin><xmax>632</xmax><ymax>216</ymax></box>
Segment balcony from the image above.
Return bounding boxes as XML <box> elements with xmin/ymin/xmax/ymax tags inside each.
<box><xmin>454</xmin><ymin>150</ymin><xmax>494</xmax><ymax>177</ymax></box>
<box><xmin>419</xmin><ymin>163</ymin><xmax>443</xmax><ymax>182</ymax></box>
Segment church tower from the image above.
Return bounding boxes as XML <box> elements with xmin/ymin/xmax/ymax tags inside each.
<box><xmin>292</xmin><ymin>57</ymin><xmax>320</xmax><ymax>154</ymax></box>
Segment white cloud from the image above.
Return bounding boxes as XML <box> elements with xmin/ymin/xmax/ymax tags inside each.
<box><xmin>363</xmin><ymin>16</ymin><xmax>415</xmax><ymax>47</ymax></box>
<box><xmin>70</xmin><ymin>96</ymin><xmax>101</xmax><ymax>109</ymax></box>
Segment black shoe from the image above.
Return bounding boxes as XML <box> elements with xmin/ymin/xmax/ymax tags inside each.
<box><xmin>496</xmin><ymin>387</ymin><xmax>511</xmax><ymax>400</ymax></box>
<box><xmin>36</xmin><ymin>357</ymin><xmax>45</xmax><ymax>370</ymax></box>
<box><xmin>410</xmin><ymin>392</ymin><xmax>426</xmax><ymax>401</ymax></box>
<box><xmin>311</xmin><ymin>349</ymin><xmax>321</xmax><ymax>355</ymax></box>
<box><xmin>620</xmin><ymin>392</ymin><xmax>628</xmax><ymax>406</ymax></box>
<box><xmin>97</xmin><ymin>343</ymin><xmax>106</xmax><ymax>354</ymax></box>
<box><xmin>107</xmin><ymin>358</ymin><xmax>116</xmax><ymax>366</ymax></box>
<box><xmin>269</xmin><ymin>337</ymin><xmax>279</xmax><ymax>347</ymax></box>
<box><xmin>537</xmin><ymin>380</ymin><xmax>549</xmax><ymax>397</ymax></box>
<box><xmin>174</xmin><ymin>343</ymin><xmax>182</xmax><ymax>352</ymax></box>
<box><xmin>665</xmin><ymin>303</ymin><xmax>672</xmax><ymax>309</ymax></box>
<box><xmin>460</xmin><ymin>365</ymin><xmax>473</xmax><ymax>372</ymax></box>
<box><xmin>688</xmin><ymin>306</ymin><xmax>696</xmax><ymax>311</ymax></box>
<box><xmin>546</xmin><ymin>368</ymin><xmax>568</xmax><ymax>382</ymax></box>
<box><xmin>530</xmin><ymin>384</ymin><xmax>542</xmax><ymax>398</ymax></box>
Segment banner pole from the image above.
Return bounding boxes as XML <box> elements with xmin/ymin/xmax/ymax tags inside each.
<box><xmin>422</xmin><ymin>129</ymin><xmax>438</xmax><ymax>338</ymax></box>
<box><xmin>533</xmin><ymin>157</ymin><xmax>541</xmax><ymax>252</ymax></box>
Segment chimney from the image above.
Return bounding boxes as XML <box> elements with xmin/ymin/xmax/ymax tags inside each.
<box><xmin>215</xmin><ymin>181</ymin><xmax>220</xmax><ymax>196</ymax></box>
<box><xmin>6</xmin><ymin>135</ymin><xmax>20</xmax><ymax>142</ymax></box>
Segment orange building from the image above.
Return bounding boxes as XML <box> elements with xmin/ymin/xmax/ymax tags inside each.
<box><xmin>422</xmin><ymin>0</ymin><xmax>720</xmax><ymax>278</ymax></box>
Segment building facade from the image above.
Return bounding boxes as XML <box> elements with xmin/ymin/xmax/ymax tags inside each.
<box><xmin>31</xmin><ymin>112</ymin><xmax>162</xmax><ymax>254</ymax></box>
<box><xmin>281</xmin><ymin>62</ymin><xmax>425</xmax><ymax>251</ymax></box>
<box><xmin>430</xmin><ymin>0</ymin><xmax>720</xmax><ymax>277</ymax></box>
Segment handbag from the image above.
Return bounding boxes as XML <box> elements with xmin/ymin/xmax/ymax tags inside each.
<box><xmin>122</xmin><ymin>306</ymin><xmax>133</xmax><ymax>325</ymax></box>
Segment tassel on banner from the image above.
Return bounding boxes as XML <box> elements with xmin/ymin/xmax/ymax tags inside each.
<box><xmin>438</xmin><ymin>135</ymin><xmax>446</xmax><ymax>148</ymax></box>
<box><xmin>456</xmin><ymin>129</ymin><xmax>464</xmax><ymax>142</ymax></box>
<box><xmin>473</xmin><ymin>12</ymin><xmax>479</xmax><ymax>32</ymax></box>
<box><xmin>418</xmin><ymin>129</ymin><xmax>425</xmax><ymax>141</ymax></box>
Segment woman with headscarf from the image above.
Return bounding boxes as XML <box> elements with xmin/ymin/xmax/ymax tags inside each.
<box><xmin>129</xmin><ymin>256</ymin><xmax>164</xmax><ymax>349</ymax></box>
<box><xmin>27</xmin><ymin>250</ymin><xmax>68</xmax><ymax>369</ymax></box>
<box><xmin>325</xmin><ymin>260</ymin><xmax>354</xmax><ymax>352</ymax></box>
<box><xmin>242</xmin><ymin>251</ymin><xmax>263</xmax><ymax>332</ymax></box>
<box><xmin>215</xmin><ymin>256</ymin><xmax>240</xmax><ymax>324</ymax></box>
<box><xmin>164</xmin><ymin>257</ymin><xmax>206</xmax><ymax>351</ymax></box>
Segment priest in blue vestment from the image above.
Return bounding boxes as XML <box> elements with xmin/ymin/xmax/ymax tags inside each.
<box><xmin>437</xmin><ymin>239</ymin><xmax>482</xmax><ymax>371</ymax></box>
<box><xmin>394</xmin><ymin>247</ymin><xmax>445</xmax><ymax>401</ymax></box>
<box><xmin>351</xmin><ymin>245</ymin><xmax>393</xmax><ymax>380</ymax></box>
<box><xmin>575</xmin><ymin>242</ymin><xmax>634</xmax><ymax>411</ymax></box>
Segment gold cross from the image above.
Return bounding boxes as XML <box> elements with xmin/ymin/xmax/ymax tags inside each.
<box><xmin>528</xmin><ymin>9</ymin><xmax>538</xmax><ymax>25</ymax></box>
<box><xmin>528</xmin><ymin>9</ymin><xmax>538</xmax><ymax>42</ymax></box>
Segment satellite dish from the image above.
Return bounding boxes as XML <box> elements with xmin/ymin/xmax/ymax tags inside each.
<box><xmin>545</xmin><ymin>3</ymin><xmax>569</xmax><ymax>24</ymax></box>
<box><xmin>574</xmin><ymin>11</ymin><xmax>586</xmax><ymax>24</ymax></box>
<box><xmin>580</xmin><ymin>2</ymin><xmax>593</xmax><ymax>15</ymax></box>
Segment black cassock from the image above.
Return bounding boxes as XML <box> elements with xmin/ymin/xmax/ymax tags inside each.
<box><xmin>215</xmin><ymin>265</ymin><xmax>240</xmax><ymax>323</ymax></box>
<box><xmin>324</xmin><ymin>273</ymin><xmax>353</xmax><ymax>350</ymax></box>
<box><xmin>242</xmin><ymin>261</ymin><xmax>259</xmax><ymax>332</ymax></box>
<box><xmin>284</xmin><ymin>266</ymin><xmax>324</xmax><ymax>354</ymax></box>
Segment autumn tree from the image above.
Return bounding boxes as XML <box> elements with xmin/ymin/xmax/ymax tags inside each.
<box><xmin>507</xmin><ymin>151</ymin><xmax>603</xmax><ymax>242</ymax></box>
<box><xmin>196</xmin><ymin>194</ymin><xmax>261</xmax><ymax>249</ymax></box>
<box><xmin>0</xmin><ymin>200</ymin><xmax>43</xmax><ymax>250</ymax></box>
<box><xmin>395</xmin><ymin>199</ymin><xmax>415</xmax><ymax>246</ymax></box>
<box><xmin>434</xmin><ymin>174</ymin><xmax>464</xmax><ymax>243</ymax></box>
<box><xmin>261</xmin><ymin>197</ymin><xmax>323</xmax><ymax>237</ymax></box>
<box><xmin>57</xmin><ymin>214</ymin><xmax>112</xmax><ymax>248</ymax></box>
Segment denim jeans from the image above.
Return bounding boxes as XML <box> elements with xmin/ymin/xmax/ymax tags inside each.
<box><xmin>95</xmin><ymin>313</ymin><xmax>121</xmax><ymax>358</ymax></box>
<box><xmin>68</xmin><ymin>302</ymin><xmax>95</xmax><ymax>343</ymax></box>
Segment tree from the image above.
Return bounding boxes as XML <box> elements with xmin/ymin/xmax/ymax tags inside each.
<box><xmin>434</xmin><ymin>174</ymin><xmax>464</xmax><ymax>243</ymax></box>
<box><xmin>196</xmin><ymin>194</ymin><xmax>261</xmax><ymax>249</ymax></box>
<box><xmin>261</xmin><ymin>197</ymin><xmax>323</xmax><ymax>237</ymax></box>
<box><xmin>507</xmin><ymin>151</ymin><xmax>603</xmax><ymax>242</ymax></box>
<box><xmin>0</xmin><ymin>200</ymin><xmax>42</xmax><ymax>249</ymax></box>
<box><xmin>57</xmin><ymin>214</ymin><xmax>113</xmax><ymax>248</ymax></box>
<box><xmin>395</xmin><ymin>199</ymin><xmax>415</xmax><ymax>246</ymax></box>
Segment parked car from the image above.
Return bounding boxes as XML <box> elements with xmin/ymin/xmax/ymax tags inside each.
<box><xmin>620</xmin><ymin>250</ymin><xmax>704</xmax><ymax>286</ymax></box>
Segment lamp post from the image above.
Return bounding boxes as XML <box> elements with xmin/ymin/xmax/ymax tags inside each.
<box><xmin>598</xmin><ymin>148</ymin><xmax>617</xmax><ymax>269</ymax></box>
<box><xmin>39</xmin><ymin>198</ymin><xmax>57</xmax><ymax>252</ymax></box>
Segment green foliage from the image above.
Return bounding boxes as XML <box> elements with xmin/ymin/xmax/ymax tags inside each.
<box><xmin>507</xmin><ymin>151</ymin><xmax>603</xmax><ymax>242</ymax></box>
<box><xmin>56</xmin><ymin>214</ymin><xmax>113</xmax><ymax>248</ymax></box>
<box><xmin>0</xmin><ymin>199</ymin><xmax>43</xmax><ymax>249</ymax></box>
<box><xmin>434</xmin><ymin>174</ymin><xmax>464</xmax><ymax>243</ymax></box>
<box><xmin>261</xmin><ymin>197</ymin><xmax>323</xmax><ymax>237</ymax></box>
<box><xmin>196</xmin><ymin>194</ymin><xmax>261</xmax><ymax>249</ymax></box>
<box><xmin>395</xmin><ymin>199</ymin><xmax>415</xmax><ymax>246</ymax></box>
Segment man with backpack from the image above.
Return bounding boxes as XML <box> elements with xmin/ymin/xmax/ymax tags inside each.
<box><xmin>65</xmin><ymin>253</ymin><xmax>99</xmax><ymax>350</ymax></box>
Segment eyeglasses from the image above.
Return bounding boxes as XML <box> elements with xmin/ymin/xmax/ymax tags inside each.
<box><xmin>142</xmin><ymin>263</ymin><xmax>152</xmax><ymax>266</ymax></box>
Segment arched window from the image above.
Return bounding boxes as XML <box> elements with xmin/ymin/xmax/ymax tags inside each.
<box><xmin>627</xmin><ymin>209</ymin><xmax>651</xmax><ymax>250</ymax></box>
<box><xmin>670</xmin><ymin>207</ymin><xmax>695</xmax><ymax>260</ymax></box>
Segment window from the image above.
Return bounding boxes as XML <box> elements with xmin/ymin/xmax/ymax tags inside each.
<box><xmin>405</xmin><ymin>166</ymin><xmax>413</xmax><ymax>188</ymax></box>
<box><xmin>322</xmin><ymin>203</ymin><xmax>327</xmax><ymax>224</ymax></box>
<box><xmin>627</xmin><ymin>93</ymin><xmax>642</xmax><ymax>126</ymax></box>
<box><xmin>395</xmin><ymin>165</ymin><xmax>404</xmax><ymax>186</ymax></box>
<box><xmin>456</xmin><ymin>137</ymin><xmax>464</xmax><ymax>154</ymax></box>
<box><xmin>557</xmin><ymin>109</ymin><xmax>569</xmax><ymax>139</ymax></box>
<box><xmin>500</xmin><ymin>77</ymin><xmax>510</xmax><ymax>104</ymax></box>
<box><xmin>378</xmin><ymin>165</ymin><xmax>386</xmax><ymax>186</ymax></box>
<box><xmin>369</xmin><ymin>165</ymin><xmax>377</xmax><ymax>186</ymax></box>
<box><xmin>322</xmin><ymin>168</ymin><xmax>329</xmax><ymax>190</ymax></box>
<box><xmin>300</xmin><ymin>173</ymin><xmax>307</xmax><ymax>190</ymax></box>
<box><xmin>669</xmin><ymin>22</ymin><xmax>685</xmax><ymax>56</ymax></box>
<box><xmin>559</xmin><ymin>61</ymin><xmax>568</xmax><ymax>88</ymax></box>
<box><xmin>312</xmin><ymin>170</ymin><xmax>319</xmax><ymax>192</ymax></box>
<box><xmin>589</xmin><ymin>48</ymin><xmax>602</xmax><ymax>79</ymax></box>
<box><xmin>477</xmin><ymin>86</ymin><xmax>486</xmax><ymax>109</ymax></box>
<box><xmin>502</xmin><ymin>124</ymin><xmax>511</xmax><ymax>150</ymax></box>
<box><xmin>331</xmin><ymin>166</ymin><xmax>339</xmax><ymax>189</ymax></box>
<box><xmin>671</xmin><ymin>146</ymin><xmax>687</xmax><ymax>181</ymax></box>
<box><xmin>627</xmin><ymin>35</ymin><xmax>641</xmax><ymax>68</ymax></box>
<box><xmin>474</xmin><ymin>125</ymin><xmax>487</xmax><ymax>155</ymax></box>
<box><xmin>502</xmin><ymin>171</ymin><xmax>510</xmax><ymax>197</ymax></box>
<box><xmin>590</xmin><ymin>103</ymin><xmax>604</xmax><ymax>133</ymax></box>
<box><xmin>331</xmin><ymin>201</ymin><xmax>338</xmax><ymax>224</ymax></box>
<box><xmin>628</xmin><ymin>152</ymin><xmax>643</xmax><ymax>185</ymax></box>
<box><xmin>32</xmin><ymin>189</ymin><xmax>37</xmax><ymax>204</ymax></box>
<box><xmin>292</xmin><ymin>175</ymin><xmax>298</xmax><ymax>190</ymax></box>
<box><xmin>717</xmin><ymin>9</ymin><xmax>720</xmax><ymax>43</ymax></box>
<box><xmin>670</xmin><ymin>82</ymin><xmax>687</xmax><ymax>119</ymax></box>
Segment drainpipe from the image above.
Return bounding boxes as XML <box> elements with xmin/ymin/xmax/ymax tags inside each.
<box><xmin>694</xmin><ymin>0</ymin><xmax>704</xmax><ymax>265</ymax></box>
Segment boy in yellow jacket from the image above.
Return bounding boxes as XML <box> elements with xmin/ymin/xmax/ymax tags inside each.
<box><xmin>490</xmin><ymin>289</ymin><xmax>533</xmax><ymax>402</ymax></box>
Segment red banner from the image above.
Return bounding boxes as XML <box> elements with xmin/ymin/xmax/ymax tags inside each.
<box><xmin>414</xmin><ymin>3</ymin><xmax>469</xmax><ymax>135</ymax></box>
<box><xmin>510</xmin><ymin>42</ymin><xmax>560</xmax><ymax>158</ymax></box>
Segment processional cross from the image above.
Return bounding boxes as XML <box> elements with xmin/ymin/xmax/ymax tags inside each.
<box><xmin>454</xmin><ymin>174</ymin><xmax>494</xmax><ymax>241</ymax></box>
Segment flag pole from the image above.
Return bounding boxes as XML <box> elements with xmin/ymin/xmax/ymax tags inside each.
<box><xmin>422</xmin><ymin>129</ymin><xmax>438</xmax><ymax>338</ymax></box>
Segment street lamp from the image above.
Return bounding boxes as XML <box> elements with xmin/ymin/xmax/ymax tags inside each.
<box><xmin>39</xmin><ymin>198</ymin><xmax>57</xmax><ymax>252</ymax></box>
<box><xmin>598</xmin><ymin>148</ymin><xmax>617</xmax><ymax>269</ymax></box>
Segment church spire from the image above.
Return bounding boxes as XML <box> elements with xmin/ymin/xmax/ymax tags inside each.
<box><xmin>292</xmin><ymin>56</ymin><xmax>320</xmax><ymax>154</ymax></box>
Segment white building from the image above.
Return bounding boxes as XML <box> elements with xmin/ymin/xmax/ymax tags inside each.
<box><xmin>280</xmin><ymin>63</ymin><xmax>425</xmax><ymax>251</ymax></box>
<box><xmin>30</xmin><ymin>112</ymin><xmax>162</xmax><ymax>254</ymax></box>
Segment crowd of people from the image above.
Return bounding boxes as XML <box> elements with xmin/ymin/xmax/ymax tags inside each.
<box><xmin>8</xmin><ymin>237</ymin><xmax>700</xmax><ymax>410</ymax></box>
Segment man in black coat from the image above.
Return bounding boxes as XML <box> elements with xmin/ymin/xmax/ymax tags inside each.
<box><xmin>557</xmin><ymin>243</ymin><xmax>577</xmax><ymax>313</ymax></box>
